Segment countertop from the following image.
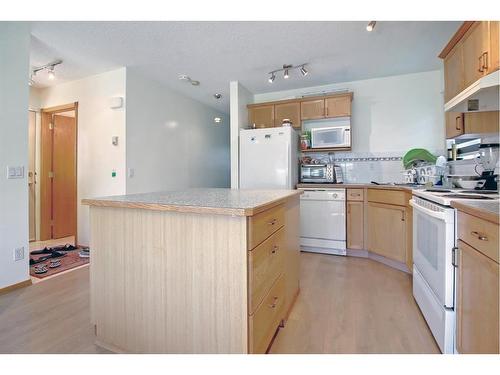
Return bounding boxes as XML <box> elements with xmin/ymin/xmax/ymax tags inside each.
<box><xmin>451</xmin><ymin>200</ymin><xmax>500</xmax><ymax>225</ymax></box>
<box><xmin>296</xmin><ymin>183</ymin><xmax>421</xmax><ymax>192</ymax></box>
<box><xmin>82</xmin><ymin>188</ymin><xmax>302</xmax><ymax>216</ymax></box>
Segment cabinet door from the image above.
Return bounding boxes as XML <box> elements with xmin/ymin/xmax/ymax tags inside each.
<box><xmin>347</xmin><ymin>201</ymin><xmax>364</xmax><ymax>250</ymax></box>
<box><xmin>249</xmin><ymin>105</ymin><xmax>275</xmax><ymax>128</ymax></box>
<box><xmin>464</xmin><ymin>111</ymin><xmax>500</xmax><ymax>134</ymax></box>
<box><xmin>325</xmin><ymin>95</ymin><xmax>351</xmax><ymax>118</ymax></box>
<box><xmin>367</xmin><ymin>202</ymin><xmax>406</xmax><ymax>263</ymax></box>
<box><xmin>489</xmin><ymin>21</ymin><xmax>499</xmax><ymax>73</ymax></box>
<box><xmin>463</xmin><ymin>21</ymin><xmax>489</xmax><ymax>88</ymax></box>
<box><xmin>445</xmin><ymin>111</ymin><xmax>464</xmax><ymax>139</ymax></box>
<box><xmin>456</xmin><ymin>240</ymin><xmax>499</xmax><ymax>354</ymax></box>
<box><xmin>300</xmin><ymin>99</ymin><xmax>325</xmax><ymax>120</ymax></box>
<box><xmin>444</xmin><ymin>42</ymin><xmax>464</xmax><ymax>102</ymax></box>
<box><xmin>274</xmin><ymin>102</ymin><xmax>301</xmax><ymax>129</ymax></box>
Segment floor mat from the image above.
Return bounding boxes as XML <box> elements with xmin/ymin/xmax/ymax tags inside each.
<box><xmin>30</xmin><ymin>248</ymin><xmax>89</xmax><ymax>279</ymax></box>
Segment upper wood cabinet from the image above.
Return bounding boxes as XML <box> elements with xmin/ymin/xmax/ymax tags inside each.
<box><xmin>446</xmin><ymin>110</ymin><xmax>499</xmax><ymax>139</ymax></box>
<box><xmin>274</xmin><ymin>102</ymin><xmax>301</xmax><ymax>128</ymax></box>
<box><xmin>248</xmin><ymin>104</ymin><xmax>274</xmax><ymax>128</ymax></box>
<box><xmin>325</xmin><ymin>95</ymin><xmax>351</xmax><ymax>117</ymax></box>
<box><xmin>445</xmin><ymin>111</ymin><xmax>464</xmax><ymax>139</ymax></box>
<box><xmin>441</xmin><ymin>21</ymin><xmax>500</xmax><ymax>102</ymax></box>
<box><xmin>300</xmin><ymin>99</ymin><xmax>325</xmax><ymax>120</ymax></box>
<box><xmin>444</xmin><ymin>43</ymin><xmax>464</xmax><ymax>102</ymax></box>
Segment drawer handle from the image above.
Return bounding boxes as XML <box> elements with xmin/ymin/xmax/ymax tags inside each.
<box><xmin>271</xmin><ymin>245</ymin><xmax>279</xmax><ymax>254</ymax></box>
<box><xmin>268</xmin><ymin>218</ymin><xmax>277</xmax><ymax>226</ymax></box>
<box><xmin>478</xmin><ymin>55</ymin><xmax>484</xmax><ymax>73</ymax></box>
<box><xmin>471</xmin><ymin>231</ymin><xmax>488</xmax><ymax>241</ymax></box>
<box><xmin>482</xmin><ymin>51</ymin><xmax>489</xmax><ymax>70</ymax></box>
<box><xmin>269</xmin><ymin>296</ymin><xmax>278</xmax><ymax>309</ymax></box>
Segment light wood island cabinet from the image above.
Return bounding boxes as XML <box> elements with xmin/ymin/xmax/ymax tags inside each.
<box><xmin>452</xmin><ymin>205</ymin><xmax>499</xmax><ymax>354</ymax></box>
<box><xmin>83</xmin><ymin>189</ymin><xmax>301</xmax><ymax>354</ymax></box>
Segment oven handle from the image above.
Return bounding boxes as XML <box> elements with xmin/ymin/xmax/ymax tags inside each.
<box><xmin>409</xmin><ymin>199</ymin><xmax>450</xmax><ymax>222</ymax></box>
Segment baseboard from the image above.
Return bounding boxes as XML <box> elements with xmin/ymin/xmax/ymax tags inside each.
<box><xmin>346</xmin><ymin>248</ymin><xmax>411</xmax><ymax>274</ymax></box>
<box><xmin>0</xmin><ymin>279</ymin><xmax>32</xmax><ymax>295</ymax></box>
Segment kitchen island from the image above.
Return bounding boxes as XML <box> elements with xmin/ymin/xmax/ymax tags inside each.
<box><xmin>82</xmin><ymin>188</ymin><xmax>301</xmax><ymax>354</ymax></box>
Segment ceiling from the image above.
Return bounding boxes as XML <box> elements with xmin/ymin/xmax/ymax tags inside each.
<box><xmin>29</xmin><ymin>21</ymin><xmax>461</xmax><ymax>113</ymax></box>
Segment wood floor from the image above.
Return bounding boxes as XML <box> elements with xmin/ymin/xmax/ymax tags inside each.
<box><xmin>0</xmin><ymin>252</ymin><xmax>439</xmax><ymax>354</ymax></box>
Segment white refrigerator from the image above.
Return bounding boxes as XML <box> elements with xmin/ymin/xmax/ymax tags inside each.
<box><xmin>239</xmin><ymin>127</ymin><xmax>299</xmax><ymax>189</ymax></box>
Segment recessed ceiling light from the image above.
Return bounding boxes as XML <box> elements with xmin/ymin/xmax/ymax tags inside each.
<box><xmin>214</xmin><ymin>93</ymin><xmax>222</xmax><ymax>99</ymax></box>
<box><xmin>366</xmin><ymin>21</ymin><xmax>376</xmax><ymax>32</ymax></box>
<box><xmin>214</xmin><ymin>117</ymin><xmax>222</xmax><ymax>124</ymax></box>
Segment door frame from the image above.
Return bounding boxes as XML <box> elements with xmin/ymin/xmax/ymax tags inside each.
<box><xmin>40</xmin><ymin>102</ymin><xmax>79</xmax><ymax>244</ymax></box>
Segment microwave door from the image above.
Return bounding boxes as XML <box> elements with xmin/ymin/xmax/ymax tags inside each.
<box><xmin>312</xmin><ymin>127</ymin><xmax>349</xmax><ymax>148</ymax></box>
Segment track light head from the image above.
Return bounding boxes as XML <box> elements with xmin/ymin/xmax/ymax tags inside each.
<box><xmin>47</xmin><ymin>67</ymin><xmax>55</xmax><ymax>80</ymax></box>
<box><xmin>284</xmin><ymin>69</ymin><xmax>289</xmax><ymax>79</ymax></box>
<box><xmin>268</xmin><ymin>73</ymin><xmax>276</xmax><ymax>83</ymax></box>
<box><xmin>366</xmin><ymin>21</ymin><xmax>376</xmax><ymax>32</ymax></box>
<box><xmin>300</xmin><ymin>66</ymin><xmax>308</xmax><ymax>76</ymax></box>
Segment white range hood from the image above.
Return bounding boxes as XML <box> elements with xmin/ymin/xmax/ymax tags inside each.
<box><xmin>444</xmin><ymin>70</ymin><xmax>500</xmax><ymax>113</ymax></box>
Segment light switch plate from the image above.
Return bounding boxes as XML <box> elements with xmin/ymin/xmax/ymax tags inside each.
<box><xmin>7</xmin><ymin>166</ymin><xmax>24</xmax><ymax>179</ymax></box>
<box><xmin>14</xmin><ymin>247</ymin><xmax>24</xmax><ymax>261</ymax></box>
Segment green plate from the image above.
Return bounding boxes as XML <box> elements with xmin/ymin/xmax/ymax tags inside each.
<box><xmin>403</xmin><ymin>148</ymin><xmax>437</xmax><ymax>169</ymax></box>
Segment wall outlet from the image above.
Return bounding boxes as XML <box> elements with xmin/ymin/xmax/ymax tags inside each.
<box><xmin>14</xmin><ymin>247</ymin><xmax>24</xmax><ymax>261</ymax></box>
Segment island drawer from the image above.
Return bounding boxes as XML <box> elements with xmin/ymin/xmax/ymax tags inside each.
<box><xmin>347</xmin><ymin>188</ymin><xmax>364</xmax><ymax>201</ymax></box>
<box><xmin>248</xmin><ymin>274</ymin><xmax>286</xmax><ymax>354</ymax></box>
<box><xmin>247</xmin><ymin>204</ymin><xmax>285</xmax><ymax>250</ymax></box>
<box><xmin>458</xmin><ymin>211</ymin><xmax>499</xmax><ymax>263</ymax></box>
<box><xmin>367</xmin><ymin>189</ymin><xmax>407</xmax><ymax>206</ymax></box>
<box><xmin>248</xmin><ymin>227</ymin><xmax>285</xmax><ymax>314</ymax></box>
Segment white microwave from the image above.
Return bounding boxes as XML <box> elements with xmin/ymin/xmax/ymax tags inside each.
<box><xmin>310</xmin><ymin>126</ymin><xmax>351</xmax><ymax>149</ymax></box>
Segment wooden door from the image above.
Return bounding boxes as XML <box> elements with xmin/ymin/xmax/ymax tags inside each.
<box><xmin>274</xmin><ymin>102</ymin><xmax>301</xmax><ymax>129</ymax></box>
<box><xmin>325</xmin><ymin>95</ymin><xmax>351</xmax><ymax>118</ymax></box>
<box><xmin>463</xmin><ymin>21</ymin><xmax>489</xmax><ymax>88</ymax></box>
<box><xmin>248</xmin><ymin>105</ymin><xmax>274</xmax><ymax>128</ymax></box>
<box><xmin>444</xmin><ymin>42</ymin><xmax>464</xmax><ymax>102</ymax></box>
<box><xmin>347</xmin><ymin>201</ymin><xmax>364</xmax><ymax>250</ymax></box>
<box><xmin>489</xmin><ymin>21</ymin><xmax>499</xmax><ymax>73</ymax></box>
<box><xmin>40</xmin><ymin>105</ymin><xmax>78</xmax><ymax>240</ymax></box>
<box><xmin>52</xmin><ymin>114</ymin><xmax>77</xmax><ymax>239</ymax></box>
<box><xmin>464</xmin><ymin>111</ymin><xmax>500</xmax><ymax>134</ymax></box>
<box><xmin>28</xmin><ymin>111</ymin><xmax>36</xmax><ymax>241</ymax></box>
<box><xmin>456</xmin><ymin>240</ymin><xmax>499</xmax><ymax>354</ymax></box>
<box><xmin>300</xmin><ymin>99</ymin><xmax>325</xmax><ymax>120</ymax></box>
<box><xmin>445</xmin><ymin>111</ymin><xmax>464</xmax><ymax>139</ymax></box>
<box><xmin>367</xmin><ymin>202</ymin><xmax>406</xmax><ymax>262</ymax></box>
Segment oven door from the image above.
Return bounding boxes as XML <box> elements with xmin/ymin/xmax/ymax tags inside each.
<box><xmin>410</xmin><ymin>198</ymin><xmax>456</xmax><ymax>308</ymax></box>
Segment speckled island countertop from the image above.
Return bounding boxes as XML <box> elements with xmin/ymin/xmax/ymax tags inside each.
<box><xmin>82</xmin><ymin>188</ymin><xmax>302</xmax><ymax>216</ymax></box>
<box><xmin>451</xmin><ymin>200</ymin><xmax>500</xmax><ymax>224</ymax></box>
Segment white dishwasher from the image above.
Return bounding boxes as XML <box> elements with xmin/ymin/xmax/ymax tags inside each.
<box><xmin>299</xmin><ymin>188</ymin><xmax>346</xmax><ymax>256</ymax></box>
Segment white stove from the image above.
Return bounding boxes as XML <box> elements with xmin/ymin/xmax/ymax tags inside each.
<box><xmin>409</xmin><ymin>188</ymin><xmax>498</xmax><ymax>354</ymax></box>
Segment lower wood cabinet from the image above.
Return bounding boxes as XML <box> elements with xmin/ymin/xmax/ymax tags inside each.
<box><xmin>367</xmin><ymin>202</ymin><xmax>407</xmax><ymax>263</ymax></box>
<box><xmin>456</xmin><ymin>240</ymin><xmax>499</xmax><ymax>354</ymax></box>
<box><xmin>347</xmin><ymin>200</ymin><xmax>364</xmax><ymax>250</ymax></box>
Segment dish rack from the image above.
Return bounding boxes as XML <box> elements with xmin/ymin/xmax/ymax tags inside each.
<box><xmin>403</xmin><ymin>164</ymin><xmax>445</xmax><ymax>185</ymax></box>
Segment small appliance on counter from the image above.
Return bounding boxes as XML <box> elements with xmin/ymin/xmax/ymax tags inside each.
<box><xmin>475</xmin><ymin>143</ymin><xmax>499</xmax><ymax>190</ymax></box>
<box><xmin>300</xmin><ymin>163</ymin><xmax>344</xmax><ymax>183</ymax></box>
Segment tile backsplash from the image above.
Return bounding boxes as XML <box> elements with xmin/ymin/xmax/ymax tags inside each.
<box><xmin>303</xmin><ymin>150</ymin><xmax>445</xmax><ymax>184</ymax></box>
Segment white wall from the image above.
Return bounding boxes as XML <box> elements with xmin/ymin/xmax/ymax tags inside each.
<box><xmin>126</xmin><ymin>69</ymin><xmax>230</xmax><ymax>194</ymax></box>
<box><xmin>35</xmin><ymin>68</ymin><xmax>127</xmax><ymax>246</ymax></box>
<box><xmin>254</xmin><ymin>70</ymin><xmax>445</xmax><ymax>153</ymax></box>
<box><xmin>0</xmin><ymin>23</ymin><xmax>31</xmax><ymax>288</ymax></box>
<box><xmin>229</xmin><ymin>81</ymin><xmax>253</xmax><ymax>188</ymax></box>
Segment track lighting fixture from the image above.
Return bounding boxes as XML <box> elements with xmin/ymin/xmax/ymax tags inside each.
<box><xmin>366</xmin><ymin>21</ymin><xmax>376</xmax><ymax>32</ymax></box>
<box><xmin>30</xmin><ymin>59</ymin><xmax>62</xmax><ymax>85</ymax></box>
<box><xmin>179</xmin><ymin>74</ymin><xmax>200</xmax><ymax>86</ymax></box>
<box><xmin>267</xmin><ymin>63</ymin><xmax>308</xmax><ymax>83</ymax></box>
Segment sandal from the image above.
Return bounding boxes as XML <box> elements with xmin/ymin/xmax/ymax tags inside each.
<box><xmin>33</xmin><ymin>264</ymin><xmax>48</xmax><ymax>274</ymax></box>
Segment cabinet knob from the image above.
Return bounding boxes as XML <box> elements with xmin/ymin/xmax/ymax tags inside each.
<box><xmin>269</xmin><ymin>296</ymin><xmax>278</xmax><ymax>309</ymax></box>
<box><xmin>268</xmin><ymin>218</ymin><xmax>277</xmax><ymax>226</ymax></box>
<box><xmin>471</xmin><ymin>231</ymin><xmax>488</xmax><ymax>241</ymax></box>
<box><xmin>271</xmin><ymin>245</ymin><xmax>279</xmax><ymax>254</ymax></box>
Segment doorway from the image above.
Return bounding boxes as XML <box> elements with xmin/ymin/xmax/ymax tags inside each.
<box><xmin>28</xmin><ymin>110</ymin><xmax>37</xmax><ymax>241</ymax></box>
<box><xmin>40</xmin><ymin>103</ymin><xmax>78</xmax><ymax>242</ymax></box>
